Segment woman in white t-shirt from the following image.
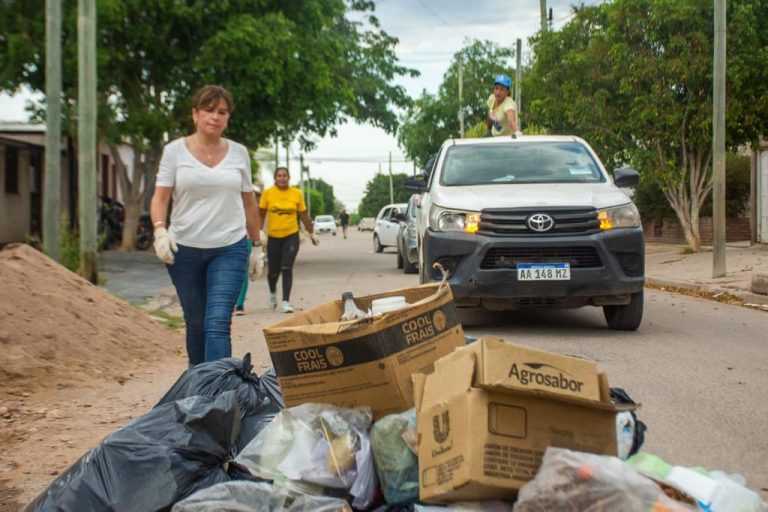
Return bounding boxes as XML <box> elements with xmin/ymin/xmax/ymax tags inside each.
<box><xmin>149</xmin><ymin>85</ymin><xmax>264</xmax><ymax>367</ymax></box>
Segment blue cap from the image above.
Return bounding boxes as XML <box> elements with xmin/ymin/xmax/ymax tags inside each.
<box><xmin>493</xmin><ymin>74</ymin><xmax>512</xmax><ymax>88</ymax></box>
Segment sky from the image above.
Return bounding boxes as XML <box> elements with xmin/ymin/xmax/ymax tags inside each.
<box><xmin>0</xmin><ymin>0</ymin><xmax>585</xmax><ymax>212</ymax></box>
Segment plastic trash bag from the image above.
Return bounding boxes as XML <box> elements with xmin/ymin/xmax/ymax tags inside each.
<box><xmin>171</xmin><ymin>480</ymin><xmax>353</xmax><ymax>511</ymax></box>
<box><xmin>235</xmin><ymin>403</ymin><xmax>377</xmax><ymax>510</ymax></box>
<box><xmin>513</xmin><ymin>447</ymin><xmax>696</xmax><ymax>512</ymax></box>
<box><xmin>156</xmin><ymin>354</ymin><xmax>283</xmax><ymax>455</ymax></box>
<box><xmin>370</xmin><ymin>409</ymin><xmax>419</xmax><ymax>504</ymax></box>
<box><xmin>627</xmin><ymin>453</ymin><xmax>767</xmax><ymax>512</ymax></box>
<box><xmin>415</xmin><ymin>502</ymin><xmax>513</xmax><ymax>511</ymax></box>
<box><xmin>26</xmin><ymin>392</ymin><xmax>241</xmax><ymax>512</ymax></box>
<box><xmin>610</xmin><ymin>387</ymin><xmax>646</xmax><ymax>460</ymax></box>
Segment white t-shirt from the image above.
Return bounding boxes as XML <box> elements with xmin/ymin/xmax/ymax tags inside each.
<box><xmin>155</xmin><ymin>137</ymin><xmax>253</xmax><ymax>248</ymax></box>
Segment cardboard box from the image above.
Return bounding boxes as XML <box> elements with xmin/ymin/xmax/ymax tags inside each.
<box><xmin>415</xmin><ymin>340</ymin><xmax>624</xmax><ymax>503</ymax></box>
<box><xmin>464</xmin><ymin>336</ymin><xmax>603</xmax><ymax>401</ymax></box>
<box><xmin>263</xmin><ymin>283</ymin><xmax>465</xmax><ymax>419</ymax></box>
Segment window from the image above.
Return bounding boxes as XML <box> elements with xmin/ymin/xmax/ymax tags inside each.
<box><xmin>441</xmin><ymin>142</ymin><xmax>604</xmax><ymax>186</ymax></box>
<box><xmin>4</xmin><ymin>147</ymin><xmax>19</xmax><ymax>194</ymax></box>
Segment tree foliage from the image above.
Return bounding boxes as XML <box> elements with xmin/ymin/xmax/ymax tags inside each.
<box><xmin>0</xmin><ymin>0</ymin><xmax>416</xmax><ymax>248</ymax></box>
<box><xmin>357</xmin><ymin>173</ymin><xmax>411</xmax><ymax>217</ymax></box>
<box><xmin>397</xmin><ymin>40</ymin><xmax>515</xmax><ymax>168</ymax></box>
<box><xmin>525</xmin><ymin>0</ymin><xmax>768</xmax><ymax>250</ymax></box>
<box><xmin>310</xmin><ymin>177</ymin><xmax>336</xmax><ymax>216</ymax></box>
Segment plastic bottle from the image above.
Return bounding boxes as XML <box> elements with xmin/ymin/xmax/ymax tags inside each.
<box><xmin>341</xmin><ymin>292</ymin><xmax>367</xmax><ymax>321</ymax></box>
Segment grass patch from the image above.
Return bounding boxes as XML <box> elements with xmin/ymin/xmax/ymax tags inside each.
<box><xmin>147</xmin><ymin>309</ymin><xmax>185</xmax><ymax>330</ymax></box>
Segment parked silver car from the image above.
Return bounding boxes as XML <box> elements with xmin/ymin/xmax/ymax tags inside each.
<box><xmin>396</xmin><ymin>194</ymin><xmax>420</xmax><ymax>274</ymax></box>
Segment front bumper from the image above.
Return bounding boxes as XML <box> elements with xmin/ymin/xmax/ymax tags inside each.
<box><xmin>422</xmin><ymin>228</ymin><xmax>644</xmax><ymax>309</ymax></box>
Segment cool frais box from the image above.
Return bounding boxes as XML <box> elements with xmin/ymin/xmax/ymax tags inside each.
<box><xmin>262</xmin><ymin>283</ymin><xmax>465</xmax><ymax>419</ymax></box>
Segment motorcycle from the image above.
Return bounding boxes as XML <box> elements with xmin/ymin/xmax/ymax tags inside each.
<box><xmin>99</xmin><ymin>196</ymin><xmax>153</xmax><ymax>251</ymax></box>
<box><xmin>135</xmin><ymin>213</ymin><xmax>153</xmax><ymax>251</ymax></box>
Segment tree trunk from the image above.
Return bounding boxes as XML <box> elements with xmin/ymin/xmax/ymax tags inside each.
<box><xmin>660</xmin><ymin>148</ymin><xmax>712</xmax><ymax>253</ymax></box>
<box><xmin>109</xmin><ymin>143</ymin><xmax>161</xmax><ymax>251</ymax></box>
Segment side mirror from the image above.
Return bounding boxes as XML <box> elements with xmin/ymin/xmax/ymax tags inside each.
<box><xmin>403</xmin><ymin>174</ymin><xmax>428</xmax><ymax>193</ymax></box>
<box><xmin>612</xmin><ymin>167</ymin><xmax>640</xmax><ymax>188</ymax></box>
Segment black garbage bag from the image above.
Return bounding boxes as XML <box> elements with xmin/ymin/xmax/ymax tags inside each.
<box><xmin>156</xmin><ymin>354</ymin><xmax>283</xmax><ymax>455</ymax></box>
<box><xmin>26</xmin><ymin>391</ymin><xmax>240</xmax><ymax>512</ymax></box>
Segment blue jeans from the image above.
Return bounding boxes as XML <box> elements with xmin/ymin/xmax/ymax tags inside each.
<box><xmin>166</xmin><ymin>237</ymin><xmax>248</xmax><ymax>365</ymax></box>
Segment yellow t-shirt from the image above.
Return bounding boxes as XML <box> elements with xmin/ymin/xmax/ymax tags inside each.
<box><xmin>259</xmin><ymin>186</ymin><xmax>306</xmax><ymax>238</ymax></box>
<box><xmin>487</xmin><ymin>94</ymin><xmax>517</xmax><ymax>136</ymax></box>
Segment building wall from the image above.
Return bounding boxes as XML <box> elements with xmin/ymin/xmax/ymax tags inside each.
<box><xmin>642</xmin><ymin>217</ymin><xmax>751</xmax><ymax>245</ymax></box>
<box><xmin>0</xmin><ymin>144</ymin><xmax>31</xmax><ymax>244</ymax></box>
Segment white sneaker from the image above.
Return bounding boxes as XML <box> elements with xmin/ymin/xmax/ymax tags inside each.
<box><xmin>267</xmin><ymin>293</ymin><xmax>277</xmax><ymax>309</ymax></box>
<box><xmin>282</xmin><ymin>301</ymin><xmax>294</xmax><ymax>313</ymax></box>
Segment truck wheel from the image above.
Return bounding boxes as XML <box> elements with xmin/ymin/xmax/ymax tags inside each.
<box><xmin>397</xmin><ymin>250</ymin><xmax>404</xmax><ymax>269</ymax></box>
<box><xmin>373</xmin><ymin>234</ymin><xmax>383</xmax><ymax>253</ymax></box>
<box><xmin>603</xmin><ymin>290</ymin><xmax>644</xmax><ymax>331</ymax></box>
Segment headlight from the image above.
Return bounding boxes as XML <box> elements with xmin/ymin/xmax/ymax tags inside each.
<box><xmin>597</xmin><ymin>203</ymin><xmax>641</xmax><ymax>230</ymax></box>
<box><xmin>429</xmin><ymin>205</ymin><xmax>481</xmax><ymax>233</ymax></box>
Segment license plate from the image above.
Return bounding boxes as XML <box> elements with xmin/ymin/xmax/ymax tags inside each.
<box><xmin>517</xmin><ymin>263</ymin><xmax>571</xmax><ymax>281</ymax></box>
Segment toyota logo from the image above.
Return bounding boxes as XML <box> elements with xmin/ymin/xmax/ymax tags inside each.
<box><xmin>527</xmin><ymin>213</ymin><xmax>555</xmax><ymax>232</ymax></box>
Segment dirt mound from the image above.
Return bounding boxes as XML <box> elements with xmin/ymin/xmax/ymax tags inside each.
<box><xmin>0</xmin><ymin>243</ymin><xmax>182</xmax><ymax>399</ymax></box>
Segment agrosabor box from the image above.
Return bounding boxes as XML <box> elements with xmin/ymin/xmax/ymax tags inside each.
<box><xmin>414</xmin><ymin>338</ymin><xmax>628</xmax><ymax>503</ymax></box>
<box><xmin>263</xmin><ymin>283</ymin><xmax>464</xmax><ymax>419</ymax></box>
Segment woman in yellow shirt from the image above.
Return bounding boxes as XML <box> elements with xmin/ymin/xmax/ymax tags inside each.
<box><xmin>258</xmin><ymin>166</ymin><xmax>318</xmax><ymax>313</ymax></box>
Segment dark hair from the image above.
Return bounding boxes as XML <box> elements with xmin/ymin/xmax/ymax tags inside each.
<box><xmin>192</xmin><ymin>85</ymin><xmax>234</xmax><ymax>112</ymax></box>
<box><xmin>274</xmin><ymin>166</ymin><xmax>290</xmax><ymax>179</ymax></box>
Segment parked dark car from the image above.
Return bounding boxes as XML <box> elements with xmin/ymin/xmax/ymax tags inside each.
<box><xmin>396</xmin><ymin>194</ymin><xmax>420</xmax><ymax>274</ymax></box>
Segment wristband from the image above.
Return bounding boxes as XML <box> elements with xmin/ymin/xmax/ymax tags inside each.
<box><xmin>252</xmin><ymin>240</ymin><xmax>262</xmax><ymax>247</ymax></box>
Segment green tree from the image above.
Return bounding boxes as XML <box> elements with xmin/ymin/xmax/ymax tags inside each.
<box><xmin>357</xmin><ymin>173</ymin><xmax>411</xmax><ymax>217</ymax></box>
<box><xmin>311</xmin><ymin>177</ymin><xmax>336</xmax><ymax>216</ymax></box>
<box><xmin>0</xmin><ymin>0</ymin><xmax>417</xmax><ymax>249</ymax></box>
<box><xmin>397</xmin><ymin>40</ymin><xmax>515</xmax><ymax>168</ymax></box>
<box><xmin>526</xmin><ymin>0</ymin><xmax>768</xmax><ymax>251</ymax></box>
<box><xmin>304</xmin><ymin>188</ymin><xmax>325</xmax><ymax>219</ymax></box>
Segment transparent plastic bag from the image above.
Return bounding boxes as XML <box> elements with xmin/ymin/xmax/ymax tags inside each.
<box><xmin>513</xmin><ymin>447</ymin><xmax>696</xmax><ymax>512</ymax></box>
<box><xmin>370</xmin><ymin>409</ymin><xmax>419</xmax><ymax>504</ymax></box>
<box><xmin>235</xmin><ymin>403</ymin><xmax>377</xmax><ymax>509</ymax></box>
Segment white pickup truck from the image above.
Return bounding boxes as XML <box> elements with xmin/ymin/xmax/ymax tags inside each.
<box><xmin>404</xmin><ymin>135</ymin><xmax>645</xmax><ymax>330</ymax></box>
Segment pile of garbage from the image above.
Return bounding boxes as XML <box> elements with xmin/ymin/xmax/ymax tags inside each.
<box><xmin>24</xmin><ymin>284</ymin><xmax>768</xmax><ymax>512</ymax></box>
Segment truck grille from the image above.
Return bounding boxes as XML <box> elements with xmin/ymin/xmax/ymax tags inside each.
<box><xmin>478</xmin><ymin>207</ymin><xmax>600</xmax><ymax>236</ymax></box>
<box><xmin>481</xmin><ymin>247</ymin><xmax>603</xmax><ymax>269</ymax></box>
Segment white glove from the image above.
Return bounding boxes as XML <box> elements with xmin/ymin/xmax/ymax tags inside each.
<box><xmin>310</xmin><ymin>232</ymin><xmax>320</xmax><ymax>246</ymax></box>
<box><xmin>153</xmin><ymin>227</ymin><xmax>177</xmax><ymax>264</ymax></box>
<box><xmin>249</xmin><ymin>248</ymin><xmax>264</xmax><ymax>280</ymax></box>
<box><xmin>259</xmin><ymin>230</ymin><xmax>267</xmax><ymax>245</ymax></box>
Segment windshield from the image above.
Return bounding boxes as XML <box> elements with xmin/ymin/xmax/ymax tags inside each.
<box><xmin>440</xmin><ymin>142</ymin><xmax>605</xmax><ymax>186</ymax></box>
<box><xmin>315</xmin><ymin>216</ymin><xmax>334</xmax><ymax>223</ymax></box>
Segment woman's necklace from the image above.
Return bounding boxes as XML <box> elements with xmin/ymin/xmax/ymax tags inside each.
<box><xmin>193</xmin><ymin>134</ymin><xmax>223</xmax><ymax>165</ymax></box>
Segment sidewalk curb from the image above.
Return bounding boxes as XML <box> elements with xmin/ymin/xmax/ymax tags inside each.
<box><xmin>646</xmin><ymin>277</ymin><xmax>768</xmax><ymax>309</ymax></box>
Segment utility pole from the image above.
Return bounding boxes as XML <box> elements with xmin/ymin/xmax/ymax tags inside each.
<box><xmin>78</xmin><ymin>0</ymin><xmax>97</xmax><ymax>283</ymax></box>
<box><xmin>43</xmin><ymin>0</ymin><xmax>62</xmax><ymax>261</ymax></box>
<box><xmin>274</xmin><ymin>135</ymin><xmax>279</xmax><ymax>168</ymax></box>
<box><xmin>389</xmin><ymin>151</ymin><xmax>393</xmax><ymax>204</ymax></box>
<box><xmin>515</xmin><ymin>38</ymin><xmax>522</xmax><ymax>122</ymax></box>
<box><xmin>458</xmin><ymin>55</ymin><xmax>464</xmax><ymax>138</ymax></box>
<box><xmin>540</xmin><ymin>0</ymin><xmax>547</xmax><ymax>32</ymax></box>
<box><xmin>712</xmin><ymin>0</ymin><xmax>726</xmax><ymax>277</ymax></box>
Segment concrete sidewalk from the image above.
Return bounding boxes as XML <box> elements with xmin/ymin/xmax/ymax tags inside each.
<box><xmin>99</xmin><ymin>242</ymin><xmax>768</xmax><ymax>310</ymax></box>
<box><xmin>645</xmin><ymin>241</ymin><xmax>768</xmax><ymax>308</ymax></box>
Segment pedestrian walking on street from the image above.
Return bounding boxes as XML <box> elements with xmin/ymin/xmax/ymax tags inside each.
<box><xmin>235</xmin><ymin>185</ymin><xmax>265</xmax><ymax>316</ymax></box>
<box><xmin>339</xmin><ymin>209</ymin><xmax>350</xmax><ymax>239</ymax></box>
<box><xmin>150</xmin><ymin>85</ymin><xmax>264</xmax><ymax>367</ymax></box>
<box><xmin>259</xmin><ymin>166</ymin><xmax>318</xmax><ymax>313</ymax></box>
<box><xmin>486</xmin><ymin>74</ymin><xmax>521</xmax><ymax>137</ymax></box>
